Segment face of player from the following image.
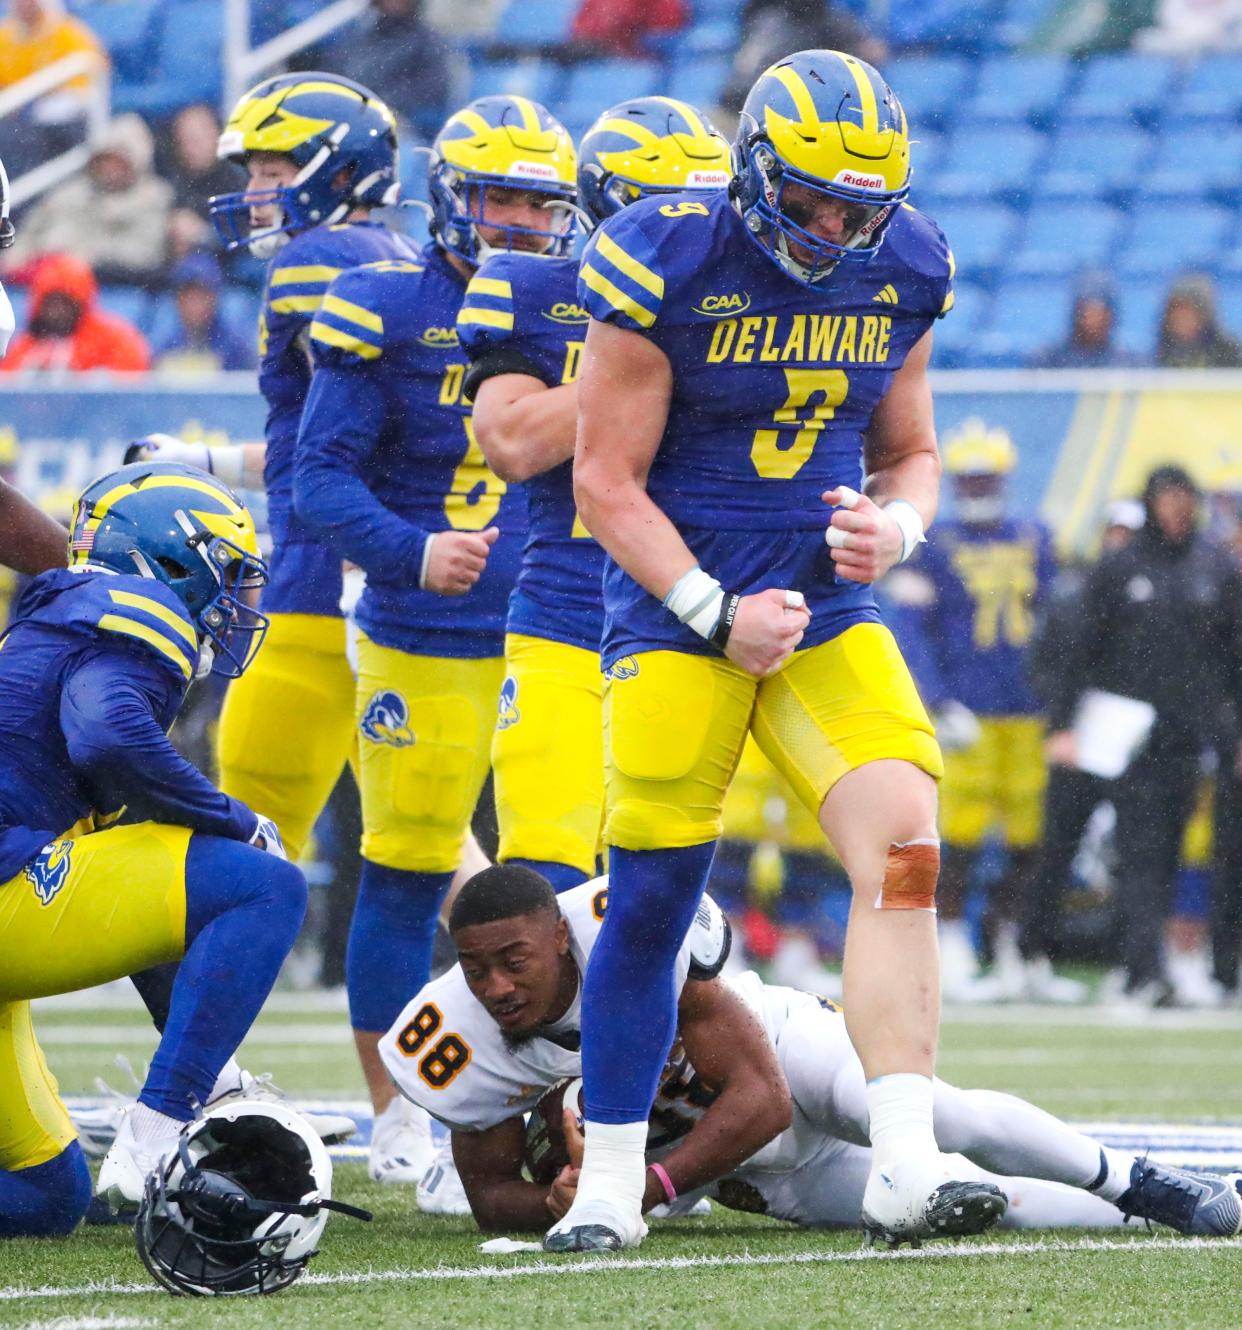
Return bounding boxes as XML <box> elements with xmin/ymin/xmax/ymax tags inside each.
<box><xmin>475</xmin><ymin>186</ymin><xmax>563</xmax><ymax>254</ymax></box>
<box><xmin>779</xmin><ymin>182</ymin><xmax>873</xmax><ymax>266</ymax></box>
<box><xmin>246</xmin><ymin>151</ymin><xmax>299</xmax><ymax>232</ymax></box>
<box><xmin>453</xmin><ymin>910</ymin><xmax>578</xmax><ymax>1040</ymax></box>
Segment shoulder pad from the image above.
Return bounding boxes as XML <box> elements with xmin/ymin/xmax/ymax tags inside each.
<box><xmin>687</xmin><ymin>891</ymin><xmax>731</xmax><ymax>981</ymax></box>
<box><xmin>65</xmin><ymin>571</ymin><xmax>198</xmax><ymax>683</ymax></box>
<box><xmin>458</xmin><ymin>253</ymin><xmax>519</xmax><ymax>354</ymax></box>
<box><xmin>579</xmin><ymin>204</ymin><xmax>666</xmax><ymax>332</ymax></box>
<box><xmin>887</xmin><ymin>205</ymin><xmax>954</xmax><ymax>318</ymax></box>
<box><xmin>309</xmin><ymin>265</ymin><xmax>388</xmax><ymax>367</ymax></box>
<box><xmin>267</xmin><ymin>233</ymin><xmax>347</xmax><ymax>322</ymax></box>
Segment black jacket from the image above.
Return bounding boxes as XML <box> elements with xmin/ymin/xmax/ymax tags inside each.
<box><xmin>1046</xmin><ymin>527</ymin><xmax>1242</xmax><ymax>747</ymax></box>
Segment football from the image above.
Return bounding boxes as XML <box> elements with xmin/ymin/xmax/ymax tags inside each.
<box><xmin>523</xmin><ymin>1078</ymin><xmax>583</xmax><ymax>1186</ymax></box>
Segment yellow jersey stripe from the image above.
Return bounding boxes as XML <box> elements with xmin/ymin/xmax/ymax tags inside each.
<box><xmin>309</xmin><ymin>320</ymin><xmax>383</xmax><ymax>360</ymax></box>
<box><xmin>271</xmin><ymin>265</ymin><xmax>342</xmax><ymax>287</ymax></box>
<box><xmin>468</xmin><ymin>277</ymin><xmax>513</xmax><ymax>299</ymax></box>
<box><xmin>98</xmin><ymin>615</ymin><xmax>193</xmax><ymax>679</ymax></box>
<box><xmin>841</xmin><ymin>54</ymin><xmax>879</xmax><ymax>136</ymax></box>
<box><xmin>594</xmin><ymin>232</ymin><xmax>664</xmax><ymax>300</ymax></box>
<box><xmin>940</xmin><ymin>290</ymin><xmax>956</xmax><ymax>314</ymax></box>
<box><xmin>458</xmin><ymin>307</ymin><xmax>515</xmax><ymax>331</ymax></box>
<box><xmin>271</xmin><ymin>294</ymin><xmax>325</xmax><ymax>315</ymax></box>
<box><xmin>321</xmin><ymin>294</ymin><xmax>384</xmax><ymax>335</ymax></box>
<box><xmin>108</xmin><ymin>590</ymin><xmax>197</xmax><ymax>648</ymax></box>
<box><xmin>770</xmin><ymin>64</ymin><xmax>820</xmax><ymax>130</ymax></box>
<box><xmin>580</xmin><ymin>264</ymin><xmax>656</xmax><ymax>329</ymax></box>
<box><xmin>947</xmin><ymin>249</ymin><xmax>957</xmax><ymax>280</ymax></box>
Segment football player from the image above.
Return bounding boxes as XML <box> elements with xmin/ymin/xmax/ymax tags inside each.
<box><xmin>293</xmin><ymin>95</ymin><xmax>574</xmax><ymax>1185</ymax></box>
<box><xmin>0</xmin><ymin>462</ymin><xmax>308</xmax><ymax>1236</ymax></box>
<box><xmin>382</xmin><ymin>865</ymin><xmax>1242</xmax><ymax>1238</ymax></box>
<box><xmin>457</xmin><ymin>96</ymin><xmax>730</xmax><ymax>894</ymax></box>
<box><xmin>560</xmin><ymin>49</ymin><xmax>992</xmax><ymax>1251</ymax></box>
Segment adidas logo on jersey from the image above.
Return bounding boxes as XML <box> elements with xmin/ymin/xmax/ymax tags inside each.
<box><xmin>418</xmin><ymin>326</ymin><xmax>459</xmax><ymax>348</ymax></box>
<box><xmin>692</xmin><ymin>291</ymin><xmax>752</xmax><ymax>317</ymax></box>
<box><xmin>872</xmin><ymin>284</ymin><xmax>899</xmax><ymax>305</ymax></box>
<box><xmin>543</xmin><ymin>302</ymin><xmax>589</xmax><ymax>325</ymax></box>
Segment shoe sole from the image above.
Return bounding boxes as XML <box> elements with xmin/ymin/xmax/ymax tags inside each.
<box><xmin>862</xmin><ymin>1182</ymin><xmax>1008</xmax><ymax>1250</ymax></box>
<box><xmin>542</xmin><ymin>1224</ymin><xmax>625</xmax><ymax>1254</ymax></box>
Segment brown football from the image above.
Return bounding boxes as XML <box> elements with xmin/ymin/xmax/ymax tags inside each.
<box><xmin>523</xmin><ymin>1078</ymin><xmax>583</xmax><ymax>1185</ymax></box>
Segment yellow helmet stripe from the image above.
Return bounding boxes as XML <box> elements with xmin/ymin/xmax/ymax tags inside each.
<box><xmin>281</xmin><ymin>79</ymin><xmax>365</xmax><ymax>102</ymax></box>
<box><xmin>840</xmin><ymin>54</ymin><xmax>879</xmax><ymax>136</ymax></box>
<box><xmin>321</xmin><ymin>294</ymin><xmax>384</xmax><ymax>336</ymax></box>
<box><xmin>769</xmin><ymin>64</ymin><xmax>821</xmax><ymax>133</ymax></box>
<box><xmin>98</xmin><ymin>615</ymin><xmax>193</xmax><ymax>680</ymax></box>
<box><xmin>651</xmin><ymin>95</ymin><xmax>706</xmax><ymax>139</ymax></box>
<box><xmin>92</xmin><ymin>474</ymin><xmax>243</xmax><ymax>519</ymax></box>
<box><xmin>580</xmin><ymin>263</ymin><xmax>656</xmax><ymax>329</ymax></box>
<box><xmin>458</xmin><ymin>307</ymin><xmax>515</xmax><ymax>331</ymax></box>
<box><xmin>309</xmin><ymin>319</ymin><xmax>383</xmax><ymax>360</ymax></box>
<box><xmin>452</xmin><ymin>108</ymin><xmax>493</xmax><ymax>137</ymax></box>
<box><xmin>594</xmin><ymin>232</ymin><xmax>664</xmax><ymax>300</ymax></box>
<box><xmin>511</xmin><ymin>95</ymin><xmax>542</xmax><ymax>134</ymax></box>
<box><xmin>108</xmin><ymin>590</ymin><xmax>197</xmax><ymax>649</ymax></box>
<box><xmin>597</xmin><ymin>116</ymin><xmax>664</xmax><ymax>151</ymax></box>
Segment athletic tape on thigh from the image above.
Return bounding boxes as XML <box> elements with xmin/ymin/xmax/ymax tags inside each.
<box><xmin>876</xmin><ymin>838</ymin><xmax>939</xmax><ymax>911</ymax></box>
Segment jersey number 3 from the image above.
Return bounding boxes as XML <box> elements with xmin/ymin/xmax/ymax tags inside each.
<box><xmin>751</xmin><ymin>368</ymin><xmax>849</xmax><ymax>480</ymax></box>
<box><xmin>396</xmin><ymin>1002</ymin><xmax>472</xmax><ymax>1089</ymax></box>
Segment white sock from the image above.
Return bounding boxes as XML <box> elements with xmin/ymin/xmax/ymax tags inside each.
<box><xmin>1089</xmin><ymin>1148</ymin><xmax>1136</xmax><ymax>1204</ymax></box>
<box><xmin>207</xmin><ymin>1057</ymin><xmax>244</xmax><ymax>1103</ymax></box>
<box><xmin>572</xmin><ymin>1120</ymin><xmax>648</xmax><ymax>1214</ymax></box>
<box><xmin>866</xmin><ymin>1073</ymin><xmax>937</xmax><ymax>1164</ymax></box>
<box><xmin>129</xmin><ymin>1103</ymin><xmax>185</xmax><ymax>1148</ymax></box>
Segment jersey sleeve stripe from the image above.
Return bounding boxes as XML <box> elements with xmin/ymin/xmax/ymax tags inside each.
<box><xmin>593</xmin><ymin>232</ymin><xmax>664</xmax><ymax>300</ymax></box>
<box><xmin>97</xmin><ymin>614</ymin><xmax>193</xmax><ymax>680</ymax></box>
<box><xmin>580</xmin><ymin>262</ymin><xmax>657</xmax><ymax>329</ymax></box>
<box><xmin>107</xmin><ymin>590</ymin><xmax>198</xmax><ymax>649</ymax></box>
<box><xmin>469</xmin><ymin>277</ymin><xmax>513</xmax><ymax>299</ymax></box>
<box><xmin>309</xmin><ymin>319</ymin><xmax>383</xmax><ymax>360</ymax></box>
<box><xmin>270</xmin><ymin>294</ymin><xmax>325</xmax><ymax>315</ymax></box>
<box><xmin>271</xmin><ymin>264</ymin><xmax>343</xmax><ymax>287</ymax></box>
<box><xmin>321</xmin><ymin>293</ymin><xmax>384</xmax><ymax>335</ymax></box>
<box><xmin>458</xmin><ymin>307</ymin><xmax>515</xmax><ymax>331</ymax></box>
<box><xmin>940</xmin><ymin>290</ymin><xmax>955</xmax><ymax>314</ymax></box>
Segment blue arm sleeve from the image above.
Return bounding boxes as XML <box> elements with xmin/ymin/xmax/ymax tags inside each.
<box><xmin>60</xmin><ymin>651</ymin><xmax>256</xmax><ymax>841</ymax></box>
<box><xmin>294</xmin><ymin>364</ymin><xmax>432</xmax><ymax>585</ymax></box>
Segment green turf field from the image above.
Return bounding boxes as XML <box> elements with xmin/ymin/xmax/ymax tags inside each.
<box><xmin>3</xmin><ymin>991</ymin><xmax>1241</xmax><ymax>1330</ymax></box>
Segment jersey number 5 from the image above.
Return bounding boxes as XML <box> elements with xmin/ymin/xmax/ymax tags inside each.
<box><xmin>441</xmin><ymin>364</ymin><xmax>506</xmax><ymax>529</ymax></box>
<box><xmin>396</xmin><ymin>1002</ymin><xmax>472</xmax><ymax>1089</ymax></box>
<box><xmin>750</xmin><ymin>368</ymin><xmax>849</xmax><ymax>480</ymax></box>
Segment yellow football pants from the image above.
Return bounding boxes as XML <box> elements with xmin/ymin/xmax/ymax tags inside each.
<box><xmin>355</xmin><ymin>636</ymin><xmax>504</xmax><ymax>873</ymax></box>
<box><xmin>217</xmin><ymin>613</ymin><xmax>357</xmax><ymax>863</ymax></box>
<box><xmin>937</xmin><ymin>716</ymin><xmax>1046</xmax><ymax>850</ymax></box>
<box><xmin>605</xmin><ymin>623</ymin><xmax>942</xmax><ymax>850</ymax></box>
<box><xmin>0</xmin><ymin>823</ymin><xmax>190</xmax><ymax>1170</ymax></box>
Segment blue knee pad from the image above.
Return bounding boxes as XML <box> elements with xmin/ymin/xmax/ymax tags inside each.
<box><xmin>0</xmin><ymin>1141</ymin><xmax>91</xmax><ymax>1238</ymax></box>
<box><xmin>506</xmin><ymin>857</ymin><xmax>589</xmax><ymax>895</ymax></box>
<box><xmin>347</xmin><ymin>861</ymin><xmax>453</xmax><ymax>1032</ymax></box>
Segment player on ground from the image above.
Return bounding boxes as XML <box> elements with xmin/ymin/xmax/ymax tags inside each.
<box><xmin>383</xmin><ymin>866</ymin><xmax>1242</xmax><ymax>1238</ymax></box>
<box><xmin>458</xmin><ymin>96</ymin><xmax>731</xmax><ymax>893</ymax></box>
<box><xmin>0</xmin><ymin>462</ymin><xmax>307</xmax><ymax>1234</ymax></box>
<box><xmin>556</xmin><ymin>50</ymin><xmax>997</xmax><ymax>1251</ymax></box>
<box><xmin>293</xmin><ymin>94</ymin><xmax>575</xmax><ymax>1185</ymax></box>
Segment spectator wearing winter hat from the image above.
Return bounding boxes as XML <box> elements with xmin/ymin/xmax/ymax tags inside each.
<box><xmin>1029</xmin><ymin>272</ymin><xmax>1143</xmax><ymax>369</ymax></box>
<box><xmin>1157</xmin><ymin>272</ymin><xmax>1242</xmax><ymax>369</ymax></box>
<box><xmin>151</xmin><ymin>252</ymin><xmax>255</xmax><ymax>375</ymax></box>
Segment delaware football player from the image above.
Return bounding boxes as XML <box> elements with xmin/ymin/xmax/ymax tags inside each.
<box><xmin>0</xmin><ymin>462</ymin><xmax>307</xmax><ymax>1235</ymax></box>
<box><xmin>293</xmin><ymin>95</ymin><xmax>574</xmax><ymax>1185</ymax></box>
<box><xmin>559</xmin><ymin>49</ymin><xmax>994</xmax><ymax>1251</ymax></box>
<box><xmin>458</xmin><ymin>96</ymin><xmax>730</xmax><ymax>894</ymax></box>
<box><xmin>383</xmin><ymin>866</ymin><xmax>1242</xmax><ymax>1238</ymax></box>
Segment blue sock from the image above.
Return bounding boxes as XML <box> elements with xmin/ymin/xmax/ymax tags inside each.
<box><xmin>506</xmin><ymin>857</ymin><xmax>589</xmax><ymax>894</ymax></box>
<box><xmin>346</xmin><ymin>861</ymin><xmax>453</xmax><ymax>1032</ymax></box>
<box><xmin>140</xmin><ymin>835</ymin><xmax>307</xmax><ymax>1120</ymax></box>
<box><xmin>581</xmin><ymin>842</ymin><xmax>716</xmax><ymax>1124</ymax></box>
<box><xmin>0</xmin><ymin>1141</ymin><xmax>91</xmax><ymax>1237</ymax></box>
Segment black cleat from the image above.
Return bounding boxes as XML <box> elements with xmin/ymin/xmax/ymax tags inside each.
<box><xmin>862</xmin><ymin>1181</ymin><xmax>1007</xmax><ymax>1250</ymax></box>
<box><xmin>1117</xmin><ymin>1159</ymin><xmax>1242</xmax><ymax>1236</ymax></box>
<box><xmin>542</xmin><ymin>1223</ymin><xmax>625</xmax><ymax>1253</ymax></box>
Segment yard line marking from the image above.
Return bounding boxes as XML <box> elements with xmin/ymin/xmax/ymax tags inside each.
<box><xmin>5</xmin><ymin>1235</ymin><xmax>1242</xmax><ymax>1300</ymax></box>
<box><xmin>14</xmin><ymin>1318</ymin><xmax>155</xmax><ymax>1328</ymax></box>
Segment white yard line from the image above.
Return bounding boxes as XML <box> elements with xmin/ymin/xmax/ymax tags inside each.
<box><xmin>13</xmin><ymin>1318</ymin><xmax>155</xmax><ymax>1329</ymax></box>
<box><xmin>5</xmin><ymin>1234</ymin><xmax>1242</xmax><ymax>1301</ymax></box>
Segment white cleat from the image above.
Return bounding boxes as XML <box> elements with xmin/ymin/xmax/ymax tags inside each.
<box><xmin>1021</xmin><ymin>956</ymin><xmax>1088</xmax><ymax>1005</ymax></box>
<box><xmin>212</xmin><ymin>1070</ymin><xmax>357</xmax><ymax>1144</ymax></box>
<box><xmin>369</xmin><ymin>1096</ymin><xmax>435</xmax><ymax>1185</ymax></box>
<box><xmin>95</xmin><ymin>1108</ymin><xmax>182</xmax><ymax>1214</ymax></box>
<box><xmin>417</xmin><ymin>1136</ymin><xmax>473</xmax><ymax>1216</ymax></box>
<box><xmin>543</xmin><ymin>1195</ymin><xmax>648</xmax><ymax>1253</ymax></box>
<box><xmin>860</xmin><ymin>1153</ymin><xmax>1007</xmax><ymax>1249</ymax></box>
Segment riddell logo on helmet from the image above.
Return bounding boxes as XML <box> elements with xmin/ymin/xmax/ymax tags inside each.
<box><xmin>686</xmin><ymin>170</ymin><xmax>729</xmax><ymax>187</ymax></box>
<box><xmin>509</xmin><ymin>160</ymin><xmax>558</xmax><ymax>182</ymax></box>
<box><xmin>835</xmin><ymin>170</ymin><xmax>886</xmax><ymax>189</ymax></box>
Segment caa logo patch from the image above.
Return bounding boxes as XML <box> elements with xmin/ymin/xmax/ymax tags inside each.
<box><xmin>360</xmin><ymin>690</ymin><xmax>415</xmax><ymax>746</ymax></box>
<box><xmin>692</xmin><ymin>292</ymin><xmax>751</xmax><ymax>317</ymax></box>
<box><xmin>418</xmin><ymin>326</ymin><xmax>459</xmax><ymax>349</ymax></box>
<box><xmin>606</xmin><ymin>655</ymin><xmax>640</xmax><ymax>680</ymax></box>
<box><xmin>543</xmin><ymin>302</ymin><xmax>589</xmax><ymax>325</ymax></box>
<box><xmin>497</xmin><ymin>676</ymin><xmax>520</xmax><ymax>730</ymax></box>
<box><xmin>25</xmin><ymin>839</ymin><xmax>73</xmax><ymax>907</ymax></box>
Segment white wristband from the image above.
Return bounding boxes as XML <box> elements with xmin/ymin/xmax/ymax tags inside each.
<box><xmin>663</xmin><ymin>566</ymin><xmax>724</xmax><ymax>640</ymax></box>
<box><xmin>885</xmin><ymin>500</ymin><xmax>926</xmax><ymax>563</ymax></box>
<box><xmin>419</xmin><ymin>533</ymin><xmax>437</xmax><ymax>590</ymax></box>
<box><xmin>205</xmin><ymin>445</ymin><xmax>245</xmax><ymax>490</ymax></box>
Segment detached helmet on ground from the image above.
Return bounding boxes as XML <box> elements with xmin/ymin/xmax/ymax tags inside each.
<box><xmin>211</xmin><ymin>73</ymin><xmax>400</xmax><ymax>257</ymax></box>
<box><xmin>68</xmin><ymin>461</ymin><xmax>268</xmax><ymax>678</ymax></box>
<box><xmin>135</xmin><ymin>1101</ymin><xmax>371</xmax><ymax>1297</ymax></box>
<box><xmin>731</xmin><ymin>49</ymin><xmax>911</xmax><ymax>287</ymax></box>
<box><xmin>577</xmin><ymin>96</ymin><xmax>730</xmax><ymax>227</ymax></box>
<box><xmin>428</xmin><ymin>94</ymin><xmax>578</xmax><ymax>265</ymax></box>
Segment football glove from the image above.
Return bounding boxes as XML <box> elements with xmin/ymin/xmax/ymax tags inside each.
<box><xmin>248</xmin><ymin>815</ymin><xmax>288</xmax><ymax>860</ymax></box>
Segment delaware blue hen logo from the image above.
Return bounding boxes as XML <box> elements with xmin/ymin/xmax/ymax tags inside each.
<box><xmin>24</xmin><ymin>839</ymin><xmax>73</xmax><ymax>906</ymax></box>
<box><xmin>360</xmin><ymin>690</ymin><xmax>415</xmax><ymax>747</ymax></box>
<box><xmin>497</xmin><ymin>676</ymin><xmax>520</xmax><ymax>730</ymax></box>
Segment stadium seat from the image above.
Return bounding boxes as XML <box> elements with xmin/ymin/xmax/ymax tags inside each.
<box><xmin>969</xmin><ymin>54</ymin><xmax>1070</xmax><ymax>126</ymax></box>
<box><xmin>97</xmin><ymin>285</ymin><xmax>153</xmax><ymax>334</ymax></box>
<box><xmin>908</xmin><ymin>130</ymin><xmax>944</xmax><ymax>186</ymax></box>
<box><xmin>933</xmin><ymin>125</ymin><xmax>1045</xmax><ymax>201</ymax></box>
<box><xmin>1060</xmin><ymin>53</ymin><xmax>1179</xmax><ymax>127</ymax></box>
<box><xmin>975</xmin><ymin>277</ymin><xmax>1074</xmax><ymax>360</ymax></box>
<box><xmin>1144</xmin><ymin>126</ymin><xmax>1242</xmax><ymax>199</ymax></box>
<box><xmin>70</xmin><ymin>0</ymin><xmax>160</xmax><ymax>84</ymax></box>
<box><xmin>467</xmin><ymin>59</ymin><xmax>563</xmax><ymax>107</ymax></box>
<box><xmin>930</xmin><ymin>280</ymin><xmax>991</xmax><ymax>368</ymax></box>
<box><xmin>494</xmin><ymin>0</ymin><xmax>578</xmax><ymax>46</ymax></box>
<box><xmin>1007</xmin><ymin>203</ymin><xmax>1124</xmax><ymax>277</ymax></box>
<box><xmin>1117</xmin><ymin>203</ymin><xmax>1235</xmax><ymax>279</ymax></box>
<box><xmin>1038</xmin><ymin>124</ymin><xmax>1152</xmax><ymax>201</ymax></box>
<box><xmin>666</xmin><ymin>57</ymin><xmax>731</xmax><ymax>111</ymax></box>
<box><xmin>1112</xmin><ymin>276</ymin><xmax>1165</xmax><ymax>358</ymax></box>
<box><xmin>681</xmin><ymin>19</ymin><xmax>739</xmax><ymax>56</ymax></box>
<box><xmin>1170</xmin><ymin>54</ymin><xmax>1242</xmax><ymax>122</ymax></box>
<box><xmin>992</xmin><ymin>0</ymin><xmax>1065</xmax><ymax>47</ymax></box>
<box><xmin>116</xmin><ymin>0</ymin><xmax>224</xmax><ymax>117</ymax></box>
<box><xmin>925</xmin><ymin>202</ymin><xmax>1018</xmax><ymax>286</ymax></box>
<box><xmin>881</xmin><ymin>56</ymin><xmax>974</xmax><ymax>132</ymax></box>
<box><xmin>559</xmin><ymin>60</ymin><xmax>661</xmax><ymax>132</ymax></box>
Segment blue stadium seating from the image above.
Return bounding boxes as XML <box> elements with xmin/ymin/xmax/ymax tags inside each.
<box><xmin>494</xmin><ymin>0</ymin><xmax>578</xmax><ymax>46</ymax></box>
<box><xmin>1144</xmin><ymin>126</ymin><xmax>1242</xmax><ymax>199</ymax></box>
<box><xmin>1112</xmin><ymin>276</ymin><xmax>1166</xmax><ymax>358</ymax></box>
<box><xmin>969</xmin><ymin>54</ymin><xmax>1070</xmax><ymax>126</ymax></box>
<box><xmin>1008</xmin><ymin>203</ymin><xmax>1124</xmax><ymax>278</ymax></box>
<box><xmin>882</xmin><ymin>56</ymin><xmax>974</xmax><ymax>132</ymax></box>
<box><xmin>666</xmin><ymin>57</ymin><xmax>731</xmax><ymax>111</ymax></box>
<box><xmin>468</xmin><ymin>59</ymin><xmax>564</xmax><ymax>107</ymax></box>
<box><xmin>925</xmin><ymin>203</ymin><xmax>1019</xmax><ymax>286</ymax></box>
<box><xmin>558</xmin><ymin>60</ymin><xmax>662</xmax><ymax>136</ymax></box>
<box><xmin>909</xmin><ymin>130</ymin><xmax>945</xmax><ymax>182</ymax></box>
<box><xmin>1215</xmin><ymin>276</ymin><xmax>1242</xmax><ymax>334</ymax></box>
<box><xmin>1039</xmin><ymin>124</ymin><xmax>1152</xmax><ymax>202</ymax></box>
<box><xmin>681</xmin><ymin>19</ymin><xmax>738</xmax><ymax>57</ymax></box>
<box><xmin>976</xmin><ymin>277</ymin><xmax>1074</xmax><ymax>361</ymax></box>
<box><xmin>991</xmin><ymin>0</ymin><xmax>1066</xmax><ymax>55</ymax></box>
<box><xmin>931</xmin><ymin>280</ymin><xmax>991</xmax><ymax>367</ymax></box>
<box><xmin>70</xmin><ymin>0</ymin><xmax>160</xmax><ymax>84</ymax></box>
<box><xmin>932</xmin><ymin>125</ymin><xmax>1045</xmax><ymax>201</ymax></box>
<box><xmin>1170</xmin><ymin>55</ymin><xmax>1242</xmax><ymax>122</ymax></box>
<box><xmin>1061</xmin><ymin>54</ymin><xmax>1179</xmax><ymax>127</ymax></box>
<box><xmin>1117</xmin><ymin>203</ymin><xmax>1235</xmax><ymax>278</ymax></box>
<box><xmin>115</xmin><ymin>0</ymin><xmax>224</xmax><ymax>117</ymax></box>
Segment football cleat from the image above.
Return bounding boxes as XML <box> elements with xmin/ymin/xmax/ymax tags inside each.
<box><xmin>96</xmin><ymin>1107</ymin><xmax>183</xmax><ymax>1214</ymax></box>
<box><xmin>861</xmin><ymin>1154</ymin><xmax>1007</xmax><ymax>1249</ymax></box>
<box><xmin>543</xmin><ymin>1198</ymin><xmax>648</xmax><ymax>1253</ymax></box>
<box><xmin>369</xmin><ymin>1096</ymin><xmax>435</xmax><ymax>1185</ymax></box>
<box><xmin>210</xmin><ymin>1071</ymin><xmax>357</xmax><ymax>1146</ymax></box>
<box><xmin>417</xmin><ymin>1136</ymin><xmax>472</xmax><ymax>1216</ymax></box>
<box><xmin>1117</xmin><ymin>1159</ymin><xmax>1242</xmax><ymax>1236</ymax></box>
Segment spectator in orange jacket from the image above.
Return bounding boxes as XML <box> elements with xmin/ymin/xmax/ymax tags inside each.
<box><xmin>1</xmin><ymin>252</ymin><xmax>149</xmax><ymax>371</ymax></box>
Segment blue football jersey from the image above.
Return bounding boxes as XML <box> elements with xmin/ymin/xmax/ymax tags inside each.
<box><xmin>259</xmin><ymin>220</ymin><xmax>417</xmax><ymax>618</ymax></box>
<box><xmin>457</xmin><ymin>251</ymin><xmax>602</xmax><ymax>651</ymax></box>
<box><xmin>901</xmin><ymin>518</ymin><xmax>1056</xmax><ymax>716</ymax></box>
<box><xmin>295</xmin><ymin>245</ymin><xmax>524</xmax><ymax>658</ymax></box>
<box><xmin>0</xmin><ymin>569</ymin><xmax>253</xmax><ymax>881</ymax></box>
<box><xmin>577</xmin><ymin>190</ymin><xmax>953</xmax><ymax>666</ymax></box>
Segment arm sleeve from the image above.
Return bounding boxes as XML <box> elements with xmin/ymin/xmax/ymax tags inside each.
<box><xmin>578</xmin><ymin>210</ymin><xmax>665</xmax><ymax>332</ymax></box>
<box><xmin>60</xmin><ymin>650</ymin><xmax>256</xmax><ymax>841</ymax></box>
